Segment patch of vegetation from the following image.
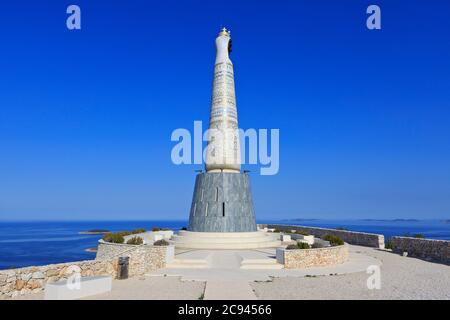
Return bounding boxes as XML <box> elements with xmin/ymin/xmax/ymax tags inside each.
<box><xmin>126</xmin><ymin>236</ymin><xmax>144</xmax><ymax>245</ymax></box>
<box><xmin>181</xmin><ymin>227</ymin><xmax>187</xmax><ymax>230</ymax></box>
<box><xmin>385</xmin><ymin>239</ymin><xmax>393</xmax><ymax>249</ymax></box>
<box><xmin>152</xmin><ymin>227</ymin><xmax>160</xmax><ymax>232</ymax></box>
<box><xmin>117</xmin><ymin>231</ymin><xmax>132</xmax><ymax>237</ymax></box>
<box><xmin>297</xmin><ymin>242</ymin><xmax>311</xmax><ymax>249</ymax></box>
<box><xmin>294</xmin><ymin>230</ymin><xmax>310</xmax><ymax>236</ymax></box>
<box><xmin>153</xmin><ymin>239</ymin><xmax>169</xmax><ymax>246</ymax></box>
<box><xmin>131</xmin><ymin>228</ymin><xmax>146</xmax><ymax>234</ymax></box>
<box><xmin>321</xmin><ymin>234</ymin><xmax>344</xmax><ymax>246</ymax></box>
<box><xmin>273</xmin><ymin>228</ymin><xmax>281</xmax><ymax>233</ymax></box>
<box><xmin>102</xmin><ymin>232</ymin><xmax>124</xmax><ymax>244</ymax></box>
<box><xmin>286</xmin><ymin>242</ymin><xmax>311</xmax><ymax>250</ymax></box>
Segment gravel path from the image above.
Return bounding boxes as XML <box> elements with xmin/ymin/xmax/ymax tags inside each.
<box><xmin>251</xmin><ymin>246</ymin><xmax>450</xmax><ymax>299</ymax></box>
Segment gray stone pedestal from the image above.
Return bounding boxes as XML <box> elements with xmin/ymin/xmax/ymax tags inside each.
<box><xmin>188</xmin><ymin>172</ymin><xmax>257</xmax><ymax>232</ymax></box>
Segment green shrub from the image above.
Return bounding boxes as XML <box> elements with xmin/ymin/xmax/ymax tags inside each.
<box><xmin>286</xmin><ymin>242</ymin><xmax>311</xmax><ymax>250</ymax></box>
<box><xmin>385</xmin><ymin>239</ymin><xmax>393</xmax><ymax>249</ymax></box>
<box><xmin>102</xmin><ymin>233</ymin><xmax>112</xmax><ymax>242</ymax></box>
<box><xmin>273</xmin><ymin>228</ymin><xmax>281</xmax><ymax>233</ymax></box>
<box><xmin>295</xmin><ymin>230</ymin><xmax>310</xmax><ymax>236</ymax></box>
<box><xmin>322</xmin><ymin>234</ymin><xmax>344</xmax><ymax>246</ymax></box>
<box><xmin>297</xmin><ymin>242</ymin><xmax>311</xmax><ymax>249</ymax></box>
<box><xmin>152</xmin><ymin>227</ymin><xmax>160</xmax><ymax>232</ymax></box>
<box><xmin>102</xmin><ymin>232</ymin><xmax>124</xmax><ymax>244</ymax></box>
<box><xmin>153</xmin><ymin>239</ymin><xmax>169</xmax><ymax>246</ymax></box>
<box><xmin>131</xmin><ymin>228</ymin><xmax>146</xmax><ymax>234</ymax></box>
<box><xmin>126</xmin><ymin>236</ymin><xmax>144</xmax><ymax>245</ymax></box>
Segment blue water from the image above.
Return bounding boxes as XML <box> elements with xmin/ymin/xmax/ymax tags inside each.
<box><xmin>0</xmin><ymin>219</ymin><xmax>449</xmax><ymax>270</ymax></box>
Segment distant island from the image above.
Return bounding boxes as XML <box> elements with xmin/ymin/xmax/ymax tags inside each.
<box><xmin>360</xmin><ymin>219</ymin><xmax>420</xmax><ymax>222</ymax></box>
<box><xmin>283</xmin><ymin>218</ymin><xmax>423</xmax><ymax>222</ymax></box>
<box><xmin>79</xmin><ymin>229</ymin><xmax>110</xmax><ymax>235</ymax></box>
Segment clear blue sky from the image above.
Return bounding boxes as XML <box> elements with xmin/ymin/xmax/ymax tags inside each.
<box><xmin>1</xmin><ymin>0</ymin><xmax>449</xmax><ymax>220</ymax></box>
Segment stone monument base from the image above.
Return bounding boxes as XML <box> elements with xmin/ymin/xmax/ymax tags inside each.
<box><xmin>188</xmin><ymin>172</ymin><xmax>257</xmax><ymax>232</ymax></box>
<box><xmin>170</xmin><ymin>230</ymin><xmax>281</xmax><ymax>249</ymax></box>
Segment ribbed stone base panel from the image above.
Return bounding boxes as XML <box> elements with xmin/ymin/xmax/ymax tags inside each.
<box><xmin>188</xmin><ymin>172</ymin><xmax>257</xmax><ymax>232</ymax></box>
<box><xmin>171</xmin><ymin>231</ymin><xmax>281</xmax><ymax>249</ymax></box>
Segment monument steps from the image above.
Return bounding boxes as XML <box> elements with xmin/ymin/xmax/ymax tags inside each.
<box><xmin>170</xmin><ymin>240</ymin><xmax>281</xmax><ymax>250</ymax></box>
<box><xmin>240</xmin><ymin>263</ymin><xmax>283</xmax><ymax>270</ymax></box>
<box><xmin>176</xmin><ymin>230</ymin><xmax>278</xmax><ymax>238</ymax></box>
<box><xmin>171</xmin><ymin>236</ymin><xmax>278</xmax><ymax>244</ymax></box>
<box><xmin>171</xmin><ymin>231</ymin><xmax>281</xmax><ymax>249</ymax></box>
<box><xmin>239</xmin><ymin>253</ymin><xmax>284</xmax><ymax>270</ymax></box>
<box><xmin>166</xmin><ymin>259</ymin><xmax>210</xmax><ymax>269</ymax></box>
<box><xmin>240</xmin><ymin>258</ymin><xmax>278</xmax><ymax>265</ymax></box>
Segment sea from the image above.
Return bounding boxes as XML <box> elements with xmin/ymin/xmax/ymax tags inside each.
<box><xmin>1</xmin><ymin>219</ymin><xmax>449</xmax><ymax>270</ymax></box>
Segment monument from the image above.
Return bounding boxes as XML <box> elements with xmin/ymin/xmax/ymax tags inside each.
<box><xmin>172</xmin><ymin>28</ymin><xmax>280</xmax><ymax>249</ymax></box>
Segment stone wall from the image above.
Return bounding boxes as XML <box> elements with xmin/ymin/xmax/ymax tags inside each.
<box><xmin>262</xmin><ymin>224</ymin><xmax>385</xmax><ymax>249</ymax></box>
<box><xmin>0</xmin><ymin>259</ymin><xmax>116</xmax><ymax>299</ymax></box>
<box><xmin>1</xmin><ymin>241</ymin><xmax>172</xmax><ymax>299</ymax></box>
<box><xmin>96</xmin><ymin>240</ymin><xmax>169</xmax><ymax>276</ymax></box>
<box><xmin>391</xmin><ymin>237</ymin><xmax>450</xmax><ymax>264</ymax></box>
<box><xmin>277</xmin><ymin>244</ymin><xmax>349</xmax><ymax>269</ymax></box>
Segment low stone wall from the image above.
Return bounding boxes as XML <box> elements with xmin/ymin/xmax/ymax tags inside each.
<box><xmin>0</xmin><ymin>241</ymin><xmax>172</xmax><ymax>299</ymax></box>
<box><xmin>277</xmin><ymin>244</ymin><xmax>349</xmax><ymax>269</ymax></box>
<box><xmin>391</xmin><ymin>237</ymin><xmax>450</xmax><ymax>264</ymax></box>
<box><xmin>96</xmin><ymin>240</ymin><xmax>169</xmax><ymax>276</ymax></box>
<box><xmin>0</xmin><ymin>259</ymin><xmax>116</xmax><ymax>299</ymax></box>
<box><xmin>262</xmin><ymin>224</ymin><xmax>385</xmax><ymax>248</ymax></box>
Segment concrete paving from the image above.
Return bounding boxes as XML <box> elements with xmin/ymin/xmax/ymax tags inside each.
<box><xmin>11</xmin><ymin>276</ymin><xmax>206</xmax><ymax>300</ymax></box>
<box><xmin>205</xmin><ymin>280</ymin><xmax>257</xmax><ymax>300</ymax></box>
<box><xmin>251</xmin><ymin>245</ymin><xmax>450</xmax><ymax>299</ymax></box>
<box><xmin>10</xmin><ymin>245</ymin><xmax>385</xmax><ymax>300</ymax></box>
<box><xmin>150</xmin><ymin>246</ymin><xmax>381</xmax><ymax>281</ymax></box>
<box><xmin>147</xmin><ymin>245</ymin><xmax>381</xmax><ymax>299</ymax></box>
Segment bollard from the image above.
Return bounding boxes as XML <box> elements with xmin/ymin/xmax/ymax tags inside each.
<box><xmin>117</xmin><ymin>256</ymin><xmax>129</xmax><ymax>280</ymax></box>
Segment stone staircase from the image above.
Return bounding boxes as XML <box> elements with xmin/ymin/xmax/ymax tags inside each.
<box><xmin>165</xmin><ymin>249</ymin><xmax>283</xmax><ymax>270</ymax></box>
<box><xmin>170</xmin><ymin>230</ymin><xmax>281</xmax><ymax>249</ymax></box>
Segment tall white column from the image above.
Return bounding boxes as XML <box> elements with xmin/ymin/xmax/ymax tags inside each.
<box><xmin>205</xmin><ymin>28</ymin><xmax>241</xmax><ymax>173</ymax></box>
